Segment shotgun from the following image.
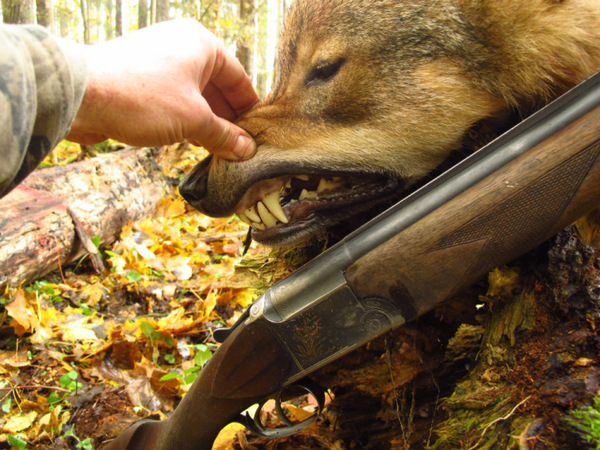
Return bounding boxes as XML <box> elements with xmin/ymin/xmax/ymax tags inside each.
<box><xmin>104</xmin><ymin>70</ymin><xmax>600</xmax><ymax>449</ymax></box>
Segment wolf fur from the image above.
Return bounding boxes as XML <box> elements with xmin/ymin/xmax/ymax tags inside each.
<box><xmin>180</xmin><ymin>0</ymin><xmax>600</xmax><ymax>245</ymax></box>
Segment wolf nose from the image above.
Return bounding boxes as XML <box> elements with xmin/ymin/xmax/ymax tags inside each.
<box><xmin>179</xmin><ymin>155</ymin><xmax>212</xmax><ymax>208</ymax></box>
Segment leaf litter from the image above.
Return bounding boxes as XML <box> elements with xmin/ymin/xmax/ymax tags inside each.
<box><xmin>0</xmin><ymin>143</ymin><xmax>307</xmax><ymax>449</ymax></box>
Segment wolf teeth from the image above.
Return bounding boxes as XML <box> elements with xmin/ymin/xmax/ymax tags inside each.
<box><xmin>245</xmin><ymin>205</ymin><xmax>261</xmax><ymax>223</ymax></box>
<box><xmin>262</xmin><ymin>191</ymin><xmax>288</xmax><ymax>223</ymax></box>
<box><xmin>256</xmin><ymin>201</ymin><xmax>278</xmax><ymax>227</ymax></box>
<box><xmin>239</xmin><ymin>175</ymin><xmax>345</xmax><ymax>231</ymax></box>
<box><xmin>299</xmin><ymin>189</ymin><xmax>317</xmax><ymax>200</ymax></box>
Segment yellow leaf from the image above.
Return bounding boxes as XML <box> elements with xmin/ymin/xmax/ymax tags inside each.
<box><xmin>62</xmin><ymin>327</ymin><xmax>97</xmax><ymax>342</ymax></box>
<box><xmin>155</xmin><ymin>198</ymin><xmax>187</xmax><ymax>218</ymax></box>
<box><xmin>212</xmin><ymin>422</ymin><xmax>246</xmax><ymax>450</ymax></box>
<box><xmin>79</xmin><ymin>283</ymin><xmax>105</xmax><ymax>306</ymax></box>
<box><xmin>234</xmin><ymin>289</ymin><xmax>255</xmax><ymax>309</ymax></box>
<box><xmin>29</xmin><ymin>326</ymin><xmax>55</xmax><ymax>344</ymax></box>
<box><xmin>5</xmin><ymin>288</ymin><xmax>35</xmax><ymax>337</ymax></box>
<box><xmin>2</xmin><ymin>410</ymin><xmax>37</xmax><ymax>433</ymax></box>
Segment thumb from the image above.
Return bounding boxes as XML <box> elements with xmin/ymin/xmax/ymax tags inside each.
<box><xmin>190</xmin><ymin>113</ymin><xmax>257</xmax><ymax>161</ymax></box>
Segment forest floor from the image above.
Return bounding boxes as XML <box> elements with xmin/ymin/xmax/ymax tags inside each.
<box><xmin>0</xmin><ymin>142</ymin><xmax>306</xmax><ymax>449</ymax></box>
<box><xmin>1</xmin><ymin>142</ymin><xmax>599</xmax><ymax>450</ymax></box>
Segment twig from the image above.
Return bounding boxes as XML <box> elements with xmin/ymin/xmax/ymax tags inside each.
<box><xmin>468</xmin><ymin>395</ymin><xmax>532</xmax><ymax>450</ymax></box>
<box><xmin>67</xmin><ymin>206</ymin><xmax>105</xmax><ymax>273</ymax></box>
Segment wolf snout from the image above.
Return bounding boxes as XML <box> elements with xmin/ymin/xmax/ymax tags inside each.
<box><xmin>179</xmin><ymin>155</ymin><xmax>212</xmax><ymax>208</ymax></box>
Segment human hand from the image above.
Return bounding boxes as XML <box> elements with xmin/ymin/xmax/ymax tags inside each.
<box><xmin>67</xmin><ymin>19</ymin><xmax>259</xmax><ymax>160</ymax></box>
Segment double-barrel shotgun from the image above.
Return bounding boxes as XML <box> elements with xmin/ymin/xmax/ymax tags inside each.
<box><xmin>104</xmin><ymin>70</ymin><xmax>600</xmax><ymax>449</ymax></box>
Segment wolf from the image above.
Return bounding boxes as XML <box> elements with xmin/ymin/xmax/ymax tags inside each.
<box><xmin>180</xmin><ymin>0</ymin><xmax>600</xmax><ymax>246</ymax></box>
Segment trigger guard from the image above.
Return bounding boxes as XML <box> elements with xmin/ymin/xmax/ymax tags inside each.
<box><xmin>235</xmin><ymin>379</ymin><xmax>325</xmax><ymax>439</ymax></box>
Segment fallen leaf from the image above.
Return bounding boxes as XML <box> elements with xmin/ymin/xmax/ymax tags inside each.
<box><xmin>2</xmin><ymin>410</ymin><xmax>37</xmax><ymax>433</ymax></box>
<box><xmin>5</xmin><ymin>288</ymin><xmax>35</xmax><ymax>337</ymax></box>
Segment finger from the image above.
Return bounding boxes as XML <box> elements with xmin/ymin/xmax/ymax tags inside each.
<box><xmin>211</xmin><ymin>48</ymin><xmax>260</xmax><ymax>116</ymax></box>
<box><xmin>189</xmin><ymin>104</ymin><xmax>257</xmax><ymax>160</ymax></box>
<box><xmin>203</xmin><ymin>82</ymin><xmax>237</xmax><ymax>121</ymax></box>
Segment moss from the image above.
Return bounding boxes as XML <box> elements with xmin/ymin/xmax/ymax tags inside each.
<box><xmin>484</xmin><ymin>266</ymin><xmax>521</xmax><ymax>302</ymax></box>
<box><xmin>564</xmin><ymin>397</ymin><xmax>600</xmax><ymax>448</ymax></box>
<box><xmin>484</xmin><ymin>289</ymin><xmax>535</xmax><ymax>347</ymax></box>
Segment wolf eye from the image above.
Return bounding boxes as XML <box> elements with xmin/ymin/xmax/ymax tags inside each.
<box><xmin>305</xmin><ymin>58</ymin><xmax>345</xmax><ymax>87</ymax></box>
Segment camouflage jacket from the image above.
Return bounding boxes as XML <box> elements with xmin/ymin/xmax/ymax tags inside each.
<box><xmin>0</xmin><ymin>24</ymin><xmax>87</xmax><ymax>198</ymax></box>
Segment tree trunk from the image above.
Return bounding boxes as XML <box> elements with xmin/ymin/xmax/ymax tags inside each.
<box><xmin>137</xmin><ymin>0</ymin><xmax>147</xmax><ymax>29</ymax></box>
<box><xmin>2</xmin><ymin>0</ymin><xmax>34</xmax><ymax>24</ymax></box>
<box><xmin>115</xmin><ymin>0</ymin><xmax>122</xmax><ymax>36</ymax></box>
<box><xmin>0</xmin><ymin>146</ymin><xmax>184</xmax><ymax>290</ymax></box>
<box><xmin>236</xmin><ymin>0</ymin><xmax>254</xmax><ymax>78</ymax></box>
<box><xmin>35</xmin><ymin>0</ymin><xmax>52</xmax><ymax>28</ymax></box>
<box><xmin>79</xmin><ymin>0</ymin><xmax>90</xmax><ymax>44</ymax></box>
<box><xmin>154</xmin><ymin>0</ymin><xmax>168</xmax><ymax>23</ymax></box>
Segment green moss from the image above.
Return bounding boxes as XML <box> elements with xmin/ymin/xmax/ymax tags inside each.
<box><xmin>564</xmin><ymin>397</ymin><xmax>600</xmax><ymax>448</ymax></box>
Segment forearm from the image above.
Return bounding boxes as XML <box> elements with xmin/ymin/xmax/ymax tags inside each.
<box><xmin>0</xmin><ymin>24</ymin><xmax>87</xmax><ymax>198</ymax></box>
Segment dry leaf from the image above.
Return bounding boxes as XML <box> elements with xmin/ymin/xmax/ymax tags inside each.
<box><xmin>2</xmin><ymin>410</ymin><xmax>37</xmax><ymax>433</ymax></box>
<box><xmin>6</xmin><ymin>287</ymin><xmax>34</xmax><ymax>336</ymax></box>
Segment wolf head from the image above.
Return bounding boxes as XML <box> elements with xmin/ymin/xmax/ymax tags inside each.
<box><xmin>180</xmin><ymin>0</ymin><xmax>600</xmax><ymax>246</ymax></box>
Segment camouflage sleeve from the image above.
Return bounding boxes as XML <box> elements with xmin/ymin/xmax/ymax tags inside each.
<box><xmin>0</xmin><ymin>24</ymin><xmax>87</xmax><ymax>198</ymax></box>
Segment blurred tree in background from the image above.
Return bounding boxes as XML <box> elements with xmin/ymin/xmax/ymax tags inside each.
<box><xmin>0</xmin><ymin>0</ymin><xmax>287</xmax><ymax>97</ymax></box>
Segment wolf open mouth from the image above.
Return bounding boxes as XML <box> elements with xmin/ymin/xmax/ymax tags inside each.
<box><xmin>233</xmin><ymin>173</ymin><xmax>400</xmax><ymax>245</ymax></box>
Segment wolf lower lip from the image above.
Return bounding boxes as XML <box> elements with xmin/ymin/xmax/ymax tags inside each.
<box><xmin>234</xmin><ymin>174</ymin><xmax>398</xmax><ymax>239</ymax></box>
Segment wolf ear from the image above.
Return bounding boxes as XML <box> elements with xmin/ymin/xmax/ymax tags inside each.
<box><xmin>305</xmin><ymin>58</ymin><xmax>346</xmax><ymax>87</ymax></box>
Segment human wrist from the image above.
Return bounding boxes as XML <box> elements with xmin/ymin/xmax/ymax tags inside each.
<box><xmin>67</xmin><ymin>44</ymin><xmax>111</xmax><ymax>144</ymax></box>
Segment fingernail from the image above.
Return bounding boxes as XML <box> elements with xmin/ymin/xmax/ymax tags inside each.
<box><xmin>233</xmin><ymin>135</ymin><xmax>256</xmax><ymax>160</ymax></box>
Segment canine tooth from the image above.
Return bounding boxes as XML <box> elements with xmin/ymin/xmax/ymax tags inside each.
<box><xmin>245</xmin><ymin>206</ymin><xmax>261</xmax><ymax>223</ymax></box>
<box><xmin>257</xmin><ymin>201</ymin><xmax>278</xmax><ymax>227</ymax></box>
<box><xmin>237</xmin><ymin>213</ymin><xmax>249</xmax><ymax>224</ymax></box>
<box><xmin>299</xmin><ymin>189</ymin><xmax>316</xmax><ymax>200</ymax></box>
<box><xmin>295</xmin><ymin>175</ymin><xmax>310</xmax><ymax>181</ymax></box>
<box><xmin>284</xmin><ymin>179</ymin><xmax>292</xmax><ymax>189</ymax></box>
<box><xmin>262</xmin><ymin>191</ymin><xmax>288</xmax><ymax>224</ymax></box>
<box><xmin>251</xmin><ymin>221</ymin><xmax>266</xmax><ymax>231</ymax></box>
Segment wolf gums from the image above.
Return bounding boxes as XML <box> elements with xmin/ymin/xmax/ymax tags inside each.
<box><xmin>180</xmin><ymin>0</ymin><xmax>600</xmax><ymax>246</ymax></box>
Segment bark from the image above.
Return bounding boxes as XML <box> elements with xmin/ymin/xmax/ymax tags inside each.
<box><xmin>35</xmin><ymin>0</ymin><xmax>52</xmax><ymax>28</ymax></box>
<box><xmin>236</xmin><ymin>0</ymin><xmax>254</xmax><ymax>78</ymax></box>
<box><xmin>137</xmin><ymin>0</ymin><xmax>147</xmax><ymax>29</ymax></box>
<box><xmin>154</xmin><ymin>0</ymin><xmax>168</xmax><ymax>23</ymax></box>
<box><xmin>115</xmin><ymin>0</ymin><xmax>122</xmax><ymax>36</ymax></box>
<box><xmin>1</xmin><ymin>0</ymin><xmax>34</xmax><ymax>23</ymax></box>
<box><xmin>79</xmin><ymin>0</ymin><xmax>90</xmax><ymax>44</ymax></box>
<box><xmin>0</xmin><ymin>146</ymin><xmax>182</xmax><ymax>290</ymax></box>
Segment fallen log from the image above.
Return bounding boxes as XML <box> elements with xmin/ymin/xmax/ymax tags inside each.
<box><xmin>0</xmin><ymin>145</ymin><xmax>183</xmax><ymax>289</ymax></box>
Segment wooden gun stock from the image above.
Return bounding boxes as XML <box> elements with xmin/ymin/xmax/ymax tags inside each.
<box><xmin>346</xmin><ymin>104</ymin><xmax>600</xmax><ymax>321</ymax></box>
